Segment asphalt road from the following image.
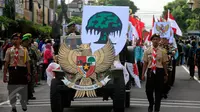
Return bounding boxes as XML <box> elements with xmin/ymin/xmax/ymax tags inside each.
<box><xmin>0</xmin><ymin>66</ymin><xmax>200</xmax><ymax>112</ymax></box>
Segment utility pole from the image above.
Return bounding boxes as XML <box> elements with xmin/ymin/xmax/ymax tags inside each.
<box><xmin>42</xmin><ymin>0</ymin><xmax>45</xmax><ymax>26</ymax></box>
<box><xmin>53</xmin><ymin>0</ymin><xmax>57</xmax><ymax>22</ymax></box>
<box><xmin>32</xmin><ymin>0</ymin><xmax>34</xmax><ymax>22</ymax></box>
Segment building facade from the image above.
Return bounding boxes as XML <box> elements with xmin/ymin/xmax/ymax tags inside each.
<box><xmin>13</xmin><ymin>0</ymin><xmax>53</xmax><ymax>25</ymax></box>
<box><xmin>0</xmin><ymin>0</ymin><xmax>5</xmax><ymax>16</ymax></box>
<box><xmin>192</xmin><ymin>0</ymin><xmax>200</xmax><ymax>10</ymax></box>
<box><xmin>67</xmin><ymin>0</ymin><xmax>83</xmax><ymax>17</ymax></box>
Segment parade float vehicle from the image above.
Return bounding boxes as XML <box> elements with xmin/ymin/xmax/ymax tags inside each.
<box><xmin>50</xmin><ymin>5</ymin><xmax>132</xmax><ymax>112</ymax></box>
<box><xmin>50</xmin><ymin>36</ymin><xmax>133</xmax><ymax>112</ymax></box>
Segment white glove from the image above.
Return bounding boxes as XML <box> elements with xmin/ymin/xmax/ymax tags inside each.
<box><xmin>100</xmin><ymin>76</ymin><xmax>111</xmax><ymax>86</ymax></box>
<box><xmin>61</xmin><ymin>77</ymin><xmax>70</xmax><ymax>86</ymax></box>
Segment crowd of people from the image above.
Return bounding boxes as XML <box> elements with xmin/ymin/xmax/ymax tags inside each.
<box><xmin>1</xmin><ymin>20</ymin><xmax>200</xmax><ymax>112</ymax></box>
<box><xmin>176</xmin><ymin>36</ymin><xmax>200</xmax><ymax>80</ymax></box>
<box><xmin>1</xmin><ymin>21</ymin><xmax>80</xmax><ymax>112</ymax></box>
<box><xmin>123</xmin><ymin>34</ymin><xmax>200</xmax><ymax>112</ymax></box>
<box><xmin>1</xmin><ymin>33</ymin><xmax>60</xmax><ymax>112</ymax></box>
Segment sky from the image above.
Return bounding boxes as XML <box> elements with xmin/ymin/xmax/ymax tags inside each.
<box><xmin>62</xmin><ymin>0</ymin><xmax>175</xmax><ymax>30</ymax></box>
<box><xmin>133</xmin><ymin>0</ymin><xmax>175</xmax><ymax>30</ymax></box>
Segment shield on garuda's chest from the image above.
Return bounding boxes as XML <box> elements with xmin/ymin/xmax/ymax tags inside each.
<box><xmin>77</xmin><ymin>56</ymin><xmax>96</xmax><ymax>78</ymax></box>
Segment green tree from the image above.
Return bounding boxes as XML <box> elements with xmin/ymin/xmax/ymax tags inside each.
<box><xmin>50</xmin><ymin>0</ymin><xmax>54</xmax><ymax>9</ymax></box>
<box><xmin>3</xmin><ymin>0</ymin><xmax>15</xmax><ymax>20</ymax></box>
<box><xmin>97</xmin><ymin>0</ymin><xmax>138</xmax><ymax>14</ymax></box>
<box><xmin>52</xmin><ymin>0</ymin><xmax>70</xmax><ymax>38</ymax></box>
<box><xmin>97</xmin><ymin>0</ymin><xmax>111</xmax><ymax>5</ymax></box>
<box><xmin>163</xmin><ymin>0</ymin><xmax>199</xmax><ymax>32</ymax></box>
<box><xmin>109</xmin><ymin>0</ymin><xmax>130</xmax><ymax>6</ymax></box>
<box><xmin>70</xmin><ymin>16</ymin><xmax>82</xmax><ymax>24</ymax></box>
<box><xmin>56</xmin><ymin>5</ymin><xmax>62</xmax><ymax>14</ymax></box>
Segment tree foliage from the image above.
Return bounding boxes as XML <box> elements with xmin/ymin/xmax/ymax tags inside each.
<box><xmin>0</xmin><ymin>17</ymin><xmax>52</xmax><ymax>37</ymax></box>
<box><xmin>50</xmin><ymin>0</ymin><xmax>54</xmax><ymax>9</ymax></box>
<box><xmin>70</xmin><ymin>16</ymin><xmax>82</xmax><ymax>24</ymax></box>
<box><xmin>56</xmin><ymin>5</ymin><xmax>62</xmax><ymax>14</ymax></box>
<box><xmin>163</xmin><ymin>0</ymin><xmax>200</xmax><ymax>32</ymax></box>
<box><xmin>0</xmin><ymin>16</ymin><xmax>17</xmax><ymax>29</ymax></box>
<box><xmin>97</xmin><ymin>0</ymin><xmax>138</xmax><ymax>14</ymax></box>
<box><xmin>3</xmin><ymin>0</ymin><xmax>15</xmax><ymax>20</ymax></box>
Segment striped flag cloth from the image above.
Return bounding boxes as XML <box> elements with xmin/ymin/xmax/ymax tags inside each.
<box><xmin>126</xmin><ymin>62</ymin><xmax>141</xmax><ymax>88</ymax></box>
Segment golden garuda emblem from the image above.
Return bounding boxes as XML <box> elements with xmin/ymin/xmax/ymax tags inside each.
<box><xmin>156</xmin><ymin>23</ymin><xmax>170</xmax><ymax>36</ymax></box>
<box><xmin>58</xmin><ymin>40</ymin><xmax>115</xmax><ymax>98</ymax></box>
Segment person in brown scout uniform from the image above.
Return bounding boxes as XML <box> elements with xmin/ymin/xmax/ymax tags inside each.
<box><xmin>160</xmin><ymin>38</ymin><xmax>174</xmax><ymax>99</ymax></box>
<box><xmin>3</xmin><ymin>33</ymin><xmax>31</xmax><ymax>112</ymax></box>
<box><xmin>21</xmin><ymin>33</ymin><xmax>36</xmax><ymax>100</ymax></box>
<box><xmin>142</xmin><ymin>34</ymin><xmax>168</xmax><ymax>112</ymax></box>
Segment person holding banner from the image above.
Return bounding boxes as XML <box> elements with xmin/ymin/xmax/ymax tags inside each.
<box><xmin>142</xmin><ymin>34</ymin><xmax>168</xmax><ymax>112</ymax></box>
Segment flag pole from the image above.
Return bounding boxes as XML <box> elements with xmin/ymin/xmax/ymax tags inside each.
<box><xmin>167</xmin><ymin>9</ymin><xmax>170</xmax><ymax>21</ymax></box>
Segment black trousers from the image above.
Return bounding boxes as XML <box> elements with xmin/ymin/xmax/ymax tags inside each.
<box><xmin>146</xmin><ymin>68</ymin><xmax>164</xmax><ymax>111</ymax></box>
<box><xmin>171</xmin><ymin>59</ymin><xmax>176</xmax><ymax>86</ymax></box>
<box><xmin>28</xmin><ymin>65</ymin><xmax>35</xmax><ymax>99</ymax></box>
<box><xmin>198</xmin><ymin>64</ymin><xmax>200</xmax><ymax>78</ymax></box>
<box><xmin>163</xmin><ymin>70</ymin><xmax>172</xmax><ymax>96</ymax></box>
<box><xmin>189</xmin><ymin>65</ymin><xmax>195</xmax><ymax>77</ymax></box>
<box><xmin>42</xmin><ymin>63</ymin><xmax>48</xmax><ymax>80</ymax></box>
<box><xmin>137</xmin><ymin>61</ymin><xmax>143</xmax><ymax>80</ymax></box>
<box><xmin>8</xmin><ymin>85</ymin><xmax>28</xmax><ymax>108</ymax></box>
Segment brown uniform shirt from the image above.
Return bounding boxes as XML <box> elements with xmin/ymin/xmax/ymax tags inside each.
<box><xmin>143</xmin><ymin>46</ymin><xmax>168</xmax><ymax>68</ymax></box>
<box><xmin>5</xmin><ymin>46</ymin><xmax>30</xmax><ymax>67</ymax></box>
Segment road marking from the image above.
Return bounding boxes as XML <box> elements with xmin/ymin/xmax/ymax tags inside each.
<box><xmin>182</xmin><ymin>65</ymin><xmax>200</xmax><ymax>83</ymax></box>
<box><xmin>2</xmin><ymin>98</ymin><xmax>200</xmax><ymax>107</ymax></box>
<box><xmin>24</xmin><ymin>98</ymin><xmax>200</xmax><ymax>104</ymax></box>
<box><xmin>19</xmin><ymin>100</ymin><xmax>200</xmax><ymax>106</ymax></box>
<box><xmin>1</xmin><ymin>100</ymin><xmax>200</xmax><ymax>109</ymax></box>
<box><xmin>2</xmin><ymin>97</ymin><xmax>200</xmax><ymax>106</ymax></box>
<box><xmin>131</xmin><ymin>98</ymin><xmax>200</xmax><ymax>103</ymax></box>
<box><xmin>0</xmin><ymin>100</ymin><xmax>9</xmax><ymax>106</ymax></box>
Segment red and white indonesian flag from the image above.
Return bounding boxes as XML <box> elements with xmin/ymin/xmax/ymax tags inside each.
<box><xmin>128</xmin><ymin>22</ymin><xmax>139</xmax><ymax>41</ymax></box>
<box><xmin>125</xmin><ymin>62</ymin><xmax>141</xmax><ymax>88</ymax></box>
<box><xmin>144</xmin><ymin>15</ymin><xmax>155</xmax><ymax>46</ymax></box>
<box><xmin>167</xmin><ymin>10</ymin><xmax>182</xmax><ymax>36</ymax></box>
<box><xmin>169</xmin><ymin>28</ymin><xmax>174</xmax><ymax>44</ymax></box>
<box><xmin>113</xmin><ymin>61</ymin><xmax>129</xmax><ymax>85</ymax></box>
<box><xmin>46</xmin><ymin>63</ymin><xmax>61</xmax><ymax>86</ymax></box>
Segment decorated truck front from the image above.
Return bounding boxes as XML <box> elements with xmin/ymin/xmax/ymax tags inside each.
<box><xmin>49</xmin><ymin>6</ymin><xmax>132</xmax><ymax>112</ymax></box>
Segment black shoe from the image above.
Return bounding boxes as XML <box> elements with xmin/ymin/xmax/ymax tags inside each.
<box><xmin>11</xmin><ymin>107</ymin><xmax>17</xmax><ymax>112</ymax></box>
<box><xmin>22</xmin><ymin>107</ymin><xmax>27</xmax><ymax>111</ymax></box>
<box><xmin>163</xmin><ymin>94</ymin><xmax>168</xmax><ymax>99</ymax></box>
<box><xmin>148</xmin><ymin>108</ymin><xmax>153</xmax><ymax>112</ymax></box>
<box><xmin>29</xmin><ymin>96</ymin><xmax>36</xmax><ymax>100</ymax></box>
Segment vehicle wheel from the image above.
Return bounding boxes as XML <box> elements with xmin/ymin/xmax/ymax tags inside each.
<box><xmin>50</xmin><ymin>79</ymin><xmax>64</xmax><ymax>112</ymax></box>
<box><xmin>112</xmin><ymin>69</ymin><xmax>126</xmax><ymax>112</ymax></box>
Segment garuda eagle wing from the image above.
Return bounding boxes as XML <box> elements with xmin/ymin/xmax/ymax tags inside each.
<box><xmin>156</xmin><ymin>24</ymin><xmax>161</xmax><ymax>33</ymax></box>
<box><xmin>58</xmin><ymin>42</ymin><xmax>81</xmax><ymax>74</ymax></box>
<box><xmin>93</xmin><ymin>40</ymin><xmax>115</xmax><ymax>73</ymax></box>
<box><xmin>164</xmin><ymin>24</ymin><xmax>170</xmax><ymax>33</ymax></box>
